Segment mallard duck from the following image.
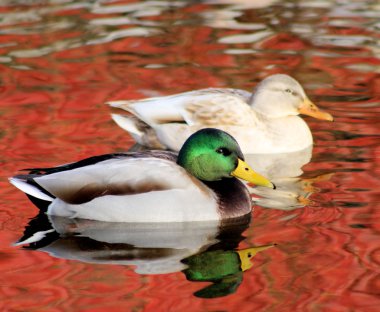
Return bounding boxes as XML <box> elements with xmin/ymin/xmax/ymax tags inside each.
<box><xmin>108</xmin><ymin>74</ymin><xmax>333</xmax><ymax>154</ymax></box>
<box><xmin>9</xmin><ymin>128</ymin><xmax>274</xmax><ymax>223</ymax></box>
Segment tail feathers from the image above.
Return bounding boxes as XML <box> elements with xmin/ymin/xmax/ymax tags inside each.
<box><xmin>107</xmin><ymin>100</ymin><xmax>136</xmax><ymax>111</ymax></box>
<box><xmin>107</xmin><ymin>95</ymin><xmax>185</xmax><ymax>126</ymax></box>
<box><xmin>111</xmin><ymin>114</ymin><xmax>143</xmax><ymax>137</ymax></box>
<box><xmin>107</xmin><ymin>97</ymin><xmax>163</xmax><ymax>108</ymax></box>
<box><xmin>111</xmin><ymin>114</ymin><xmax>165</xmax><ymax>149</ymax></box>
<box><xmin>9</xmin><ymin>177</ymin><xmax>54</xmax><ymax>202</ymax></box>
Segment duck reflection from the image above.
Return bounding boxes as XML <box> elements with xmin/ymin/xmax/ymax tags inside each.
<box><xmin>16</xmin><ymin>211</ymin><xmax>274</xmax><ymax>298</ymax></box>
<box><xmin>245</xmin><ymin>147</ymin><xmax>334</xmax><ymax>210</ymax></box>
<box><xmin>245</xmin><ymin>147</ymin><xmax>313</xmax><ymax>179</ymax></box>
<box><xmin>183</xmin><ymin>245</ymin><xmax>273</xmax><ymax>298</ymax></box>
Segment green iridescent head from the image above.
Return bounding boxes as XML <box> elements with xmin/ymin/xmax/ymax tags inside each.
<box><xmin>177</xmin><ymin>128</ymin><xmax>275</xmax><ymax>188</ymax></box>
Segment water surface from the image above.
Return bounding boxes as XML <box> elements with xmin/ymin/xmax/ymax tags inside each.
<box><xmin>1</xmin><ymin>0</ymin><xmax>379</xmax><ymax>311</ymax></box>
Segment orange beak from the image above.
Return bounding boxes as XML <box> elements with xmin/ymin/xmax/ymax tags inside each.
<box><xmin>298</xmin><ymin>98</ymin><xmax>333</xmax><ymax>121</ymax></box>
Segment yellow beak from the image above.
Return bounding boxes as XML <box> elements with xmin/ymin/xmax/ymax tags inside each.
<box><xmin>231</xmin><ymin>159</ymin><xmax>275</xmax><ymax>189</ymax></box>
<box><xmin>298</xmin><ymin>98</ymin><xmax>333</xmax><ymax>121</ymax></box>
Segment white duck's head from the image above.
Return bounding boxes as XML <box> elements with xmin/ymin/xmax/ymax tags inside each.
<box><xmin>250</xmin><ymin>74</ymin><xmax>333</xmax><ymax>121</ymax></box>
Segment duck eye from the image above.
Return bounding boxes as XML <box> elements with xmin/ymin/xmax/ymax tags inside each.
<box><xmin>216</xmin><ymin>147</ymin><xmax>232</xmax><ymax>156</ymax></box>
<box><xmin>285</xmin><ymin>88</ymin><xmax>293</xmax><ymax>94</ymax></box>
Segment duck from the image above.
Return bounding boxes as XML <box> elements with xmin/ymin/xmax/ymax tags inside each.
<box><xmin>108</xmin><ymin>74</ymin><xmax>333</xmax><ymax>154</ymax></box>
<box><xmin>9</xmin><ymin>128</ymin><xmax>275</xmax><ymax>223</ymax></box>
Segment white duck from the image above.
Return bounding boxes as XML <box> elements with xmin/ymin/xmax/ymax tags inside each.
<box><xmin>108</xmin><ymin>74</ymin><xmax>333</xmax><ymax>154</ymax></box>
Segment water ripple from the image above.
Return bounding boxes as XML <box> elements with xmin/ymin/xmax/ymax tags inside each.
<box><xmin>1</xmin><ymin>0</ymin><xmax>379</xmax><ymax>310</ymax></box>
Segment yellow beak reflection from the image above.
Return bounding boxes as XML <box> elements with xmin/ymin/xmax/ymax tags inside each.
<box><xmin>298</xmin><ymin>98</ymin><xmax>333</xmax><ymax>121</ymax></box>
<box><xmin>237</xmin><ymin>245</ymin><xmax>275</xmax><ymax>271</ymax></box>
<box><xmin>231</xmin><ymin>159</ymin><xmax>275</xmax><ymax>189</ymax></box>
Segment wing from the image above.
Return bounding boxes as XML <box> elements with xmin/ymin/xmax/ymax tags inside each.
<box><xmin>33</xmin><ymin>156</ymin><xmax>203</xmax><ymax>205</ymax></box>
<box><xmin>183</xmin><ymin>94</ymin><xmax>256</xmax><ymax>127</ymax></box>
<box><xmin>107</xmin><ymin>88</ymin><xmax>254</xmax><ymax>127</ymax></box>
<box><xmin>10</xmin><ymin>151</ymin><xmax>179</xmax><ymax>203</ymax></box>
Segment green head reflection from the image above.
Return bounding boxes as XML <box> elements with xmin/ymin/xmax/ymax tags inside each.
<box><xmin>182</xmin><ymin>244</ymin><xmax>274</xmax><ymax>298</ymax></box>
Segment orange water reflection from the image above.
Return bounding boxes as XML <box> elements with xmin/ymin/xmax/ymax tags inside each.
<box><xmin>1</xmin><ymin>0</ymin><xmax>380</xmax><ymax>311</ymax></box>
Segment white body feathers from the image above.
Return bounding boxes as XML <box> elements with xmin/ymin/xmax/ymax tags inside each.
<box><xmin>108</xmin><ymin>75</ymin><xmax>316</xmax><ymax>154</ymax></box>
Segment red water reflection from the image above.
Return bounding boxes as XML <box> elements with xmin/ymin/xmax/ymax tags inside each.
<box><xmin>1</xmin><ymin>0</ymin><xmax>380</xmax><ymax>311</ymax></box>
